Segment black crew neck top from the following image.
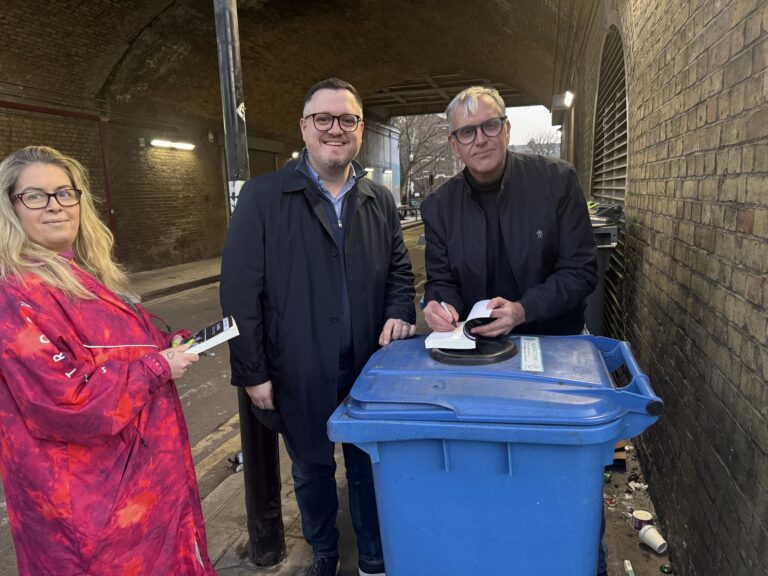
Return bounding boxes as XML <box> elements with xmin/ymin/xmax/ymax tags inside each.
<box><xmin>464</xmin><ymin>167</ymin><xmax>520</xmax><ymax>301</ymax></box>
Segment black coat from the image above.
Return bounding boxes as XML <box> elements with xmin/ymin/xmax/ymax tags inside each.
<box><xmin>220</xmin><ymin>163</ymin><xmax>415</xmax><ymax>464</ymax></box>
<box><xmin>421</xmin><ymin>152</ymin><xmax>597</xmax><ymax>335</ymax></box>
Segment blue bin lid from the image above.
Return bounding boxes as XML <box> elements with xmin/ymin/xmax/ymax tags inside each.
<box><xmin>347</xmin><ymin>336</ymin><xmax>626</xmax><ymax>427</ymax></box>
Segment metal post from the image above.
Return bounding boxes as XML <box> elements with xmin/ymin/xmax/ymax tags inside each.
<box><xmin>213</xmin><ymin>0</ymin><xmax>285</xmax><ymax>566</ymax></box>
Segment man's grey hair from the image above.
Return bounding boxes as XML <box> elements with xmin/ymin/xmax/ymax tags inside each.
<box><xmin>445</xmin><ymin>86</ymin><xmax>506</xmax><ymax>130</ymax></box>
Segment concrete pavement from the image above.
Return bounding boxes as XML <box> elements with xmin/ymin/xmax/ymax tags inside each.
<box><xmin>130</xmin><ymin>256</ymin><xmax>222</xmax><ymax>302</ymax></box>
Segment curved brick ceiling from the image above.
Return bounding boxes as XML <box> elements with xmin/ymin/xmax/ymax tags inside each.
<box><xmin>4</xmin><ymin>0</ymin><xmax>595</xmax><ymax>140</ymax></box>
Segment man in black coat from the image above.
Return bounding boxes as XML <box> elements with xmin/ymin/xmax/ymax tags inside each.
<box><xmin>421</xmin><ymin>86</ymin><xmax>598</xmax><ymax>337</ymax></box>
<box><xmin>221</xmin><ymin>78</ymin><xmax>415</xmax><ymax>576</ymax></box>
<box><xmin>420</xmin><ymin>86</ymin><xmax>605</xmax><ymax>576</ymax></box>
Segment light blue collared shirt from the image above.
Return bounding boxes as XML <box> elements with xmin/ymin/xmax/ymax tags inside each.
<box><xmin>297</xmin><ymin>150</ymin><xmax>365</xmax><ymax>220</ymax></box>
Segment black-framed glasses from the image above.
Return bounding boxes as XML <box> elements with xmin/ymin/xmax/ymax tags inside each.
<box><xmin>450</xmin><ymin>116</ymin><xmax>507</xmax><ymax>144</ymax></box>
<box><xmin>304</xmin><ymin>113</ymin><xmax>362</xmax><ymax>132</ymax></box>
<box><xmin>11</xmin><ymin>188</ymin><xmax>82</xmax><ymax>210</ymax></box>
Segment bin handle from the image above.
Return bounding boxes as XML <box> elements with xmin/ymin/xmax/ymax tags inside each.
<box><xmin>610</xmin><ymin>339</ymin><xmax>663</xmax><ymax>416</ymax></box>
<box><xmin>572</xmin><ymin>336</ymin><xmax>664</xmax><ymax>416</ymax></box>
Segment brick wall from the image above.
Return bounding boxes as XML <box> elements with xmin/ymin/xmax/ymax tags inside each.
<box><xmin>0</xmin><ymin>104</ymin><xmax>227</xmax><ymax>272</ymax></box>
<box><xmin>1</xmin><ymin>0</ymin><xmax>173</xmax><ymax>97</ymax></box>
<box><xmin>0</xmin><ymin>109</ymin><xmax>106</xmax><ymax>209</ymax></box>
<box><xmin>106</xmin><ymin>124</ymin><xmax>227</xmax><ymax>271</ymax></box>
<box><xmin>571</xmin><ymin>1</ymin><xmax>768</xmax><ymax>574</ymax></box>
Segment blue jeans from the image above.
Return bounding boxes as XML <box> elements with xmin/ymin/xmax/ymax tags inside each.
<box><xmin>285</xmin><ymin>439</ymin><xmax>384</xmax><ymax>570</ymax></box>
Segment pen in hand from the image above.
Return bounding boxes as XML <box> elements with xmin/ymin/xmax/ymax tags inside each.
<box><xmin>439</xmin><ymin>301</ymin><xmax>458</xmax><ymax>328</ymax></box>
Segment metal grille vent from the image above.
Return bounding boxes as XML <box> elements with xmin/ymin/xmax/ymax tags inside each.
<box><xmin>591</xmin><ymin>25</ymin><xmax>628</xmax><ymax>340</ymax></box>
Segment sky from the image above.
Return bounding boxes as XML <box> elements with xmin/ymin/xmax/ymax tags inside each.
<box><xmin>506</xmin><ymin>105</ymin><xmax>560</xmax><ymax>145</ymax></box>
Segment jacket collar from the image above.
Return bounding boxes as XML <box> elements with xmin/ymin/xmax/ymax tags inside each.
<box><xmin>459</xmin><ymin>150</ymin><xmax>515</xmax><ymax>194</ymax></box>
<box><xmin>68</xmin><ymin>261</ymin><xmax>138</xmax><ymax>316</ymax></box>
<box><xmin>282</xmin><ymin>149</ymin><xmax>373</xmax><ymax>197</ymax></box>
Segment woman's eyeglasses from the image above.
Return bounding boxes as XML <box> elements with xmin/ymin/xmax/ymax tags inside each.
<box><xmin>11</xmin><ymin>188</ymin><xmax>83</xmax><ymax>210</ymax></box>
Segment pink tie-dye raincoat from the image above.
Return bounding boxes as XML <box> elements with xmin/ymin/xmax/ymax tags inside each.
<box><xmin>0</xmin><ymin>262</ymin><xmax>216</xmax><ymax>575</ymax></box>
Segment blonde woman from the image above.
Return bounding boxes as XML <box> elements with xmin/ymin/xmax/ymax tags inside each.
<box><xmin>0</xmin><ymin>146</ymin><xmax>215</xmax><ymax>575</ymax></box>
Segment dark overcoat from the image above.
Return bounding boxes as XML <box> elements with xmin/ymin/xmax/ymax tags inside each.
<box><xmin>220</xmin><ymin>163</ymin><xmax>415</xmax><ymax>464</ymax></box>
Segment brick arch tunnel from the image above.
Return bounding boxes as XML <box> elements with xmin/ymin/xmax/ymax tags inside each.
<box><xmin>1</xmin><ymin>2</ymin><xmax>766</xmax><ymax>575</ymax></box>
<box><xmin>1</xmin><ymin>0</ymin><xmax>596</xmax><ymax>270</ymax></box>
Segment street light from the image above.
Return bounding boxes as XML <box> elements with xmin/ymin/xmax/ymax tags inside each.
<box><xmin>551</xmin><ymin>90</ymin><xmax>576</xmax><ymax>162</ymax></box>
<box><xmin>551</xmin><ymin>91</ymin><xmax>574</xmax><ymax>124</ymax></box>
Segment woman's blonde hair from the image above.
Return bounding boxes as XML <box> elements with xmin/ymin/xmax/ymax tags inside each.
<box><xmin>0</xmin><ymin>146</ymin><xmax>138</xmax><ymax>301</ymax></box>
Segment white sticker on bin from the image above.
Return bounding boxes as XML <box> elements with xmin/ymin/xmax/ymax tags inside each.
<box><xmin>520</xmin><ymin>336</ymin><xmax>543</xmax><ymax>372</ymax></box>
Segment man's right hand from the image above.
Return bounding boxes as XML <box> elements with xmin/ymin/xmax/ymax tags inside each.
<box><xmin>246</xmin><ymin>381</ymin><xmax>275</xmax><ymax>411</ymax></box>
<box><xmin>424</xmin><ymin>300</ymin><xmax>459</xmax><ymax>332</ymax></box>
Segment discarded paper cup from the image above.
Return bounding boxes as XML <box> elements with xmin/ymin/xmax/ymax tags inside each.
<box><xmin>632</xmin><ymin>509</ymin><xmax>653</xmax><ymax>531</ymax></box>
<box><xmin>639</xmin><ymin>524</ymin><xmax>668</xmax><ymax>554</ymax></box>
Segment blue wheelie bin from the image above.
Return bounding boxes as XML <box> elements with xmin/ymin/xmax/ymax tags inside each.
<box><xmin>327</xmin><ymin>335</ymin><xmax>662</xmax><ymax>576</ymax></box>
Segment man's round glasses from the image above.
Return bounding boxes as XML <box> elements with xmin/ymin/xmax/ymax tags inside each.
<box><xmin>304</xmin><ymin>113</ymin><xmax>362</xmax><ymax>132</ymax></box>
<box><xmin>11</xmin><ymin>188</ymin><xmax>83</xmax><ymax>210</ymax></box>
<box><xmin>450</xmin><ymin>116</ymin><xmax>507</xmax><ymax>144</ymax></box>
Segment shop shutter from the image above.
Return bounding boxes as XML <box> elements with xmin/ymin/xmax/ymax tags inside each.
<box><xmin>591</xmin><ymin>25</ymin><xmax>628</xmax><ymax>340</ymax></box>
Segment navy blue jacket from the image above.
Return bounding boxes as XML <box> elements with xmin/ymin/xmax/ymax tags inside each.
<box><xmin>421</xmin><ymin>152</ymin><xmax>597</xmax><ymax>335</ymax></box>
<box><xmin>220</xmin><ymin>163</ymin><xmax>415</xmax><ymax>464</ymax></box>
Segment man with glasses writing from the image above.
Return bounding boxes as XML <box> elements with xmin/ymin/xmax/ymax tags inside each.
<box><xmin>421</xmin><ymin>85</ymin><xmax>597</xmax><ymax>339</ymax></box>
<box><xmin>421</xmin><ymin>86</ymin><xmax>603</xmax><ymax>575</ymax></box>
<box><xmin>221</xmin><ymin>78</ymin><xmax>415</xmax><ymax>576</ymax></box>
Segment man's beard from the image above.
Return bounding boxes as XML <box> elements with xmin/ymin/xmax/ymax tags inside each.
<box><xmin>314</xmin><ymin>149</ymin><xmax>356</xmax><ymax>174</ymax></box>
<box><xmin>324</xmin><ymin>156</ymin><xmax>353</xmax><ymax>171</ymax></box>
